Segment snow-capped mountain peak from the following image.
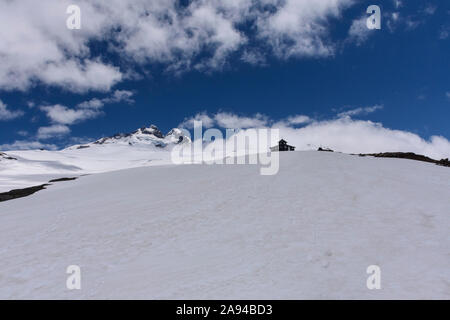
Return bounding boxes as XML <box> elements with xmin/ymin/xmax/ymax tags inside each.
<box><xmin>68</xmin><ymin>125</ymin><xmax>191</xmax><ymax>150</ymax></box>
<box><xmin>136</xmin><ymin>125</ymin><xmax>164</xmax><ymax>138</ymax></box>
<box><xmin>165</xmin><ymin>128</ymin><xmax>192</xmax><ymax>144</ymax></box>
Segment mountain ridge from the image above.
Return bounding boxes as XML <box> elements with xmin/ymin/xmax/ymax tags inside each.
<box><xmin>66</xmin><ymin>125</ymin><xmax>191</xmax><ymax>150</ymax></box>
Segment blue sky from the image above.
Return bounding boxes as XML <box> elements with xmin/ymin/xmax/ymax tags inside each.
<box><xmin>0</xmin><ymin>0</ymin><xmax>449</xmax><ymax>155</ymax></box>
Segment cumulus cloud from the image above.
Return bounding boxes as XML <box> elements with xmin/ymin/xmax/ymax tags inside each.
<box><xmin>0</xmin><ymin>1</ymin><xmax>122</xmax><ymax>92</ymax></box>
<box><xmin>180</xmin><ymin>112</ymin><xmax>215</xmax><ymax>129</ymax></box>
<box><xmin>0</xmin><ymin>100</ymin><xmax>24</xmax><ymax>121</ymax></box>
<box><xmin>37</xmin><ymin>125</ymin><xmax>71</xmax><ymax>140</ymax></box>
<box><xmin>241</xmin><ymin>50</ymin><xmax>267</xmax><ymax>66</ymax></box>
<box><xmin>181</xmin><ymin>111</ymin><xmax>450</xmax><ymax>160</ymax></box>
<box><xmin>38</xmin><ymin>90</ymin><xmax>134</xmax><ymax>128</ymax></box>
<box><xmin>76</xmin><ymin>98</ymin><xmax>104</xmax><ymax>110</ymax></box>
<box><xmin>214</xmin><ymin>112</ymin><xmax>268</xmax><ymax>128</ymax></box>
<box><xmin>285</xmin><ymin>115</ymin><xmax>312</xmax><ymax>125</ymax></box>
<box><xmin>348</xmin><ymin>16</ymin><xmax>375</xmax><ymax>45</ymax></box>
<box><xmin>0</xmin><ymin>140</ymin><xmax>57</xmax><ymax>151</ymax></box>
<box><xmin>0</xmin><ymin>0</ymin><xmax>357</xmax><ymax>92</ymax></box>
<box><xmin>77</xmin><ymin>90</ymin><xmax>134</xmax><ymax>109</ymax></box>
<box><xmin>276</xmin><ymin>117</ymin><xmax>450</xmax><ymax>160</ymax></box>
<box><xmin>256</xmin><ymin>0</ymin><xmax>353</xmax><ymax>58</ymax></box>
<box><xmin>38</xmin><ymin>60</ymin><xmax>123</xmax><ymax>93</ymax></box>
<box><xmin>40</xmin><ymin>104</ymin><xmax>101</xmax><ymax>125</ymax></box>
<box><xmin>273</xmin><ymin>115</ymin><xmax>312</xmax><ymax>128</ymax></box>
<box><xmin>180</xmin><ymin>111</ymin><xmax>269</xmax><ymax>129</ymax></box>
<box><xmin>110</xmin><ymin>90</ymin><xmax>135</xmax><ymax>104</ymax></box>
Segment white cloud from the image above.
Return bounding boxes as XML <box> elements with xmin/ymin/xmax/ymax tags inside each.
<box><xmin>180</xmin><ymin>112</ymin><xmax>215</xmax><ymax>129</ymax></box>
<box><xmin>0</xmin><ymin>100</ymin><xmax>24</xmax><ymax>121</ymax></box>
<box><xmin>0</xmin><ymin>140</ymin><xmax>57</xmax><ymax>151</ymax></box>
<box><xmin>182</xmin><ymin>111</ymin><xmax>450</xmax><ymax>160</ymax></box>
<box><xmin>348</xmin><ymin>16</ymin><xmax>374</xmax><ymax>45</ymax></box>
<box><xmin>241</xmin><ymin>50</ymin><xmax>267</xmax><ymax>66</ymax></box>
<box><xmin>110</xmin><ymin>90</ymin><xmax>135</xmax><ymax>104</ymax></box>
<box><xmin>285</xmin><ymin>115</ymin><xmax>312</xmax><ymax>125</ymax></box>
<box><xmin>256</xmin><ymin>0</ymin><xmax>353</xmax><ymax>58</ymax></box>
<box><xmin>0</xmin><ymin>0</ymin><xmax>357</xmax><ymax>92</ymax></box>
<box><xmin>337</xmin><ymin>105</ymin><xmax>383</xmax><ymax>118</ymax></box>
<box><xmin>446</xmin><ymin>92</ymin><xmax>450</xmax><ymax>99</ymax></box>
<box><xmin>37</xmin><ymin>125</ymin><xmax>71</xmax><ymax>140</ymax></box>
<box><xmin>36</xmin><ymin>90</ymin><xmax>134</xmax><ymax>139</ymax></box>
<box><xmin>386</xmin><ymin>12</ymin><xmax>401</xmax><ymax>32</ymax></box>
<box><xmin>214</xmin><ymin>112</ymin><xmax>268</xmax><ymax>128</ymax></box>
<box><xmin>273</xmin><ymin>114</ymin><xmax>312</xmax><ymax>128</ymax></box>
<box><xmin>182</xmin><ymin>112</ymin><xmax>309</xmax><ymax>129</ymax></box>
<box><xmin>40</xmin><ymin>104</ymin><xmax>102</xmax><ymax>125</ymax></box>
<box><xmin>38</xmin><ymin>60</ymin><xmax>123</xmax><ymax>93</ymax></box>
<box><xmin>67</xmin><ymin>136</ymin><xmax>96</xmax><ymax>146</ymax></box>
<box><xmin>77</xmin><ymin>90</ymin><xmax>134</xmax><ymax>109</ymax></box>
<box><xmin>77</xmin><ymin>98</ymin><xmax>104</xmax><ymax>110</ymax></box>
<box><xmin>276</xmin><ymin>118</ymin><xmax>450</xmax><ymax>160</ymax></box>
<box><xmin>0</xmin><ymin>1</ymin><xmax>122</xmax><ymax>92</ymax></box>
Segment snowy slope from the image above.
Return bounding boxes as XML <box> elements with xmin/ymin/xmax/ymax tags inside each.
<box><xmin>0</xmin><ymin>151</ymin><xmax>449</xmax><ymax>299</ymax></box>
<box><xmin>0</xmin><ymin>125</ymin><xmax>189</xmax><ymax>192</ymax></box>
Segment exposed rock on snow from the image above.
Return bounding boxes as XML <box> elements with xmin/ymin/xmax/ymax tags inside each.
<box><xmin>0</xmin><ymin>184</ymin><xmax>49</xmax><ymax>202</ymax></box>
<box><xmin>359</xmin><ymin>152</ymin><xmax>450</xmax><ymax>167</ymax></box>
<box><xmin>318</xmin><ymin>147</ymin><xmax>334</xmax><ymax>152</ymax></box>
<box><xmin>48</xmin><ymin>177</ymin><xmax>78</xmax><ymax>183</ymax></box>
<box><xmin>437</xmin><ymin>158</ymin><xmax>450</xmax><ymax>167</ymax></box>
<box><xmin>0</xmin><ymin>177</ymin><xmax>78</xmax><ymax>202</ymax></box>
<box><xmin>0</xmin><ymin>152</ymin><xmax>17</xmax><ymax>161</ymax></box>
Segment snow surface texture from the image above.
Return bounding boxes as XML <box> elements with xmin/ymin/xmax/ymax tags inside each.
<box><xmin>0</xmin><ymin>151</ymin><xmax>449</xmax><ymax>299</ymax></box>
<box><xmin>0</xmin><ymin>125</ymin><xmax>190</xmax><ymax>192</ymax></box>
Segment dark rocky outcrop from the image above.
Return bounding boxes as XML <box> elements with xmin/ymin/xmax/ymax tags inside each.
<box><xmin>48</xmin><ymin>177</ymin><xmax>78</xmax><ymax>183</ymax></box>
<box><xmin>0</xmin><ymin>184</ymin><xmax>49</xmax><ymax>202</ymax></box>
<box><xmin>359</xmin><ymin>152</ymin><xmax>449</xmax><ymax>168</ymax></box>
<box><xmin>140</xmin><ymin>125</ymin><xmax>164</xmax><ymax>139</ymax></box>
<box><xmin>0</xmin><ymin>152</ymin><xmax>17</xmax><ymax>160</ymax></box>
<box><xmin>318</xmin><ymin>147</ymin><xmax>334</xmax><ymax>152</ymax></box>
<box><xmin>437</xmin><ymin>158</ymin><xmax>450</xmax><ymax>167</ymax></box>
<box><xmin>0</xmin><ymin>177</ymin><xmax>79</xmax><ymax>202</ymax></box>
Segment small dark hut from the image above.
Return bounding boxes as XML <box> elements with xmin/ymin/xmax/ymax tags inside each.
<box><xmin>270</xmin><ymin>139</ymin><xmax>295</xmax><ymax>152</ymax></box>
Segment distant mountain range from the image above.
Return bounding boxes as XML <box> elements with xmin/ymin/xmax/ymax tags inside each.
<box><xmin>67</xmin><ymin>125</ymin><xmax>191</xmax><ymax>150</ymax></box>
